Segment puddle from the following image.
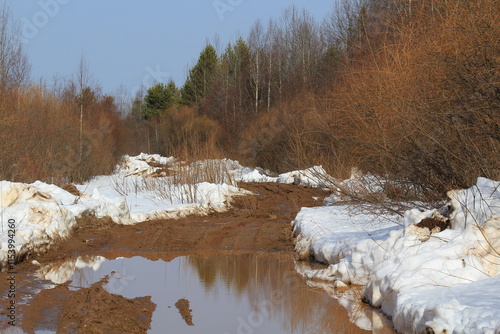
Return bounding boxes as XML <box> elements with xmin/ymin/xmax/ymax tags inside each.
<box><xmin>26</xmin><ymin>253</ymin><xmax>387</xmax><ymax>333</ymax></box>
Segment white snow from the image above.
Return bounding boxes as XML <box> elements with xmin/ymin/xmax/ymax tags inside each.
<box><xmin>119</xmin><ymin>153</ymin><xmax>176</xmax><ymax>177</ymax></box>
<box><xmin>78</xmin><ymin>156</ymin><xmax>253</xmax><ymax>222</ymax></box>
<box><xmin>276</xmin><ymin>166</ymin><xmax>335</xmax><ymax>188</ymax></box>
<box><xmin>3</xmin><ymin>151</ymin><xmax>499</xmax><ymax>333</ymax></box>
<box><xmin>0</xmin><ymin>154</ymin><xmax>274</xmax><ymax>269</ymax></box>
<box><xmin>0</xmin><ymin>179</ymin><xmax>135</xmax><ymax>269</ymax></box>
<box><xmin>0</xmin><ymin>181</ymin><xmax>76</xmax><ymax>270</ymax></box>
<box><xmin>293</xmin><ymin>177</ymin><xmax>500</xmax><ymax>333</ymax></box>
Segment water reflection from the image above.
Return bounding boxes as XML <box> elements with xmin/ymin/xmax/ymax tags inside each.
<box><xmin>188</xmin><ymin>254</ymin><xmax>351</xmax><ymax>333</ymax></box>
<box><xmin>36</xmin><ymin>255</ymin><xmax>106</xmax><ymax>286</ymax></box>
<box><xmin>295</xmin><ymin>261</ymin><xmax>394</xmax><ymax>333</ymax></box>
<box><xmin>33</xmin><ymin>254</ymin><xmax>380</xmax><ymax>333</ymax></box>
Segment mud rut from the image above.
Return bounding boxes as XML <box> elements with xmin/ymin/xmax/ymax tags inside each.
<box><xmin>0</xmin><ymin>182</ymin><xmax>330</xmax><ymax>333</ymax></box>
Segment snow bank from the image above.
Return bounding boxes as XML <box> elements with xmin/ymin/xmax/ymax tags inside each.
<box><xmin>231</xmin><ymin>165</ymin><xmax>277</xmax><ymax>183</ymax></box>
<box><xmin>119</xmin><ymin>153</ymin><xmax>176</xmax><ymax>177</ymax></box>
<box><xmin>293</xmin><ymin>206</ymin><xmax>400</xmax><ymax>266</ymax></box>
<box><xmin>231</xmin><ymin>163</ymin><xmax>334</xmax><ymax>188</ymax></box>
<box><xmin>171</xmin><ymin>157</ymin><xmax>335</xmax><ymax>188</ymax></box>
<box><xmin>0</xmin><ymin>181</ymin><xmax>76</xmax><ymax>269</ymax></box>
<box><xmin>80</xmin><ymin>159</ymin><xmax>252</xmax><ymax>222</ymax></box>
<box><xmin>448</xmin><ymin>177</ymin><xmax>500</xmax><ymax>231</ymax></box>
<box><xmin>293</xmin><ymin>177</ymin><xmax>500</xmax><ymax>333</ymax></box>
<box><xmin>0</xmin><ymin>153</ymin><xmax>337</xmax><ymax>270</ymax></box>
<box><xmin>277</xmin><ymin>166</ymin><xmax>335</xmax><ymax>188</ymax></box>
<box><xmin>0</xmin><ymin>179</ymin><xmax>134</xmax><ymax>269</ymax></box>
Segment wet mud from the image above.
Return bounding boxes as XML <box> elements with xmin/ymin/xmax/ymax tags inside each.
<box><xmin>0</xmin><ymin>182</ymin><xmax>393</xmax><ymax>333</ymax></box>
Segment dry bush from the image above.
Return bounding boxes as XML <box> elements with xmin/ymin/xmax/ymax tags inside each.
<box><xmin>0</xmin><ymin>84</ymin><xmax>131</xmax><ymax>184</ymax></box>
<box><xmin>305</xmin><ymin>0</ymin><xmax>500</xmax><ymax>200</ymax></box>
<box><xmin>143</xmin><ymin>105</ymin><xmax>226</xmax><ymax>162</ymax></box>
<box><xmin>237</xmin><ymin>105</ymin><xmax>291</xmax><ymax>172</ymax></box>
<box><xmin>384</xmin><ymin>0</ymin><xmax>500</xmax><ymax>193</ymax></box>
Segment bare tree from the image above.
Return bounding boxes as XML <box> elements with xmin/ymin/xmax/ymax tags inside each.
<box><xmin>114</xmin><ymin>84</ymin><xmax>133</xmax><ymax>116</ymax></box>
<box><xmin>322</xmin><ymin>0</ymin><xmax>365</xmax><ymax>59</ymax></box>
<box><xmin>77</xmin><ymin>55</ymin><xmax>89</xmax><ymax>164</ymax></box>
<box><xmin>73</xmin><ymin>55</ymin><xmax>101</xmax><ymax>168</ymax></box>
<box><xmin>265</xmin><ymin>19</ymin><xmax>274</xmax><ymax>112</ymax></box>
<box><xmin>0</xmin><ymin>4</ymin><xmax>31</xmax><ymax>91</ymax></box>
<box><xmin>248</xmin><ymin>20</ymin><xmax>264</xmax><ymax>114</ymax></box>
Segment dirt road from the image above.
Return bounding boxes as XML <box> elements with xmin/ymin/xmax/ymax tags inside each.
<box><xmin>0</xmin><ymin>182</ymin><xmax>329</xmax><ymax>333</ymax></box>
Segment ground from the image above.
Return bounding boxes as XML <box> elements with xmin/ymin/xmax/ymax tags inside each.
<box><xmin>0</xmin><ymin>182</ymin><xmax>328</xmax><ymax>333</ymax></box>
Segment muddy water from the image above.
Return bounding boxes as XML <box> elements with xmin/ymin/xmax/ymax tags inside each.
<box><xmin>24</xmin><ymin>253</ymin><xmax>387</xmax><ymax>333</ymax></box>
<box><xmin>1</xmin><ymin>183</ymin><xmax>395</xmax><ymax>333</ymax></box>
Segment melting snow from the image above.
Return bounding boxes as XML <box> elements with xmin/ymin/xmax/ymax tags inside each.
<box><xmin>0</xmin><ymin>154</ymin><xmax>330</xmax><ymax>269</ymax></box>
<box><xmin>293</xmin><ymin>177</ymin><xmax>500</xmax><ymax>333</ymax></box>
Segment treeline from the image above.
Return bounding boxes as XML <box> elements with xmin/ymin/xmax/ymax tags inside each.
<box><xmin>0</xmin><ymin>74</ymin><xmax>133</xmax><ymax>183</ymax></box>
<box><xmin>0</xmin><ymin>5</ymin><xmax>135</xmax><ymax>183</ymax></box>
<box><xmin>0</xmin><ymin>0</ymin><xmax>498</xmax><ymax>199</ymax></box>
<box><xmin>139</xmin><ymin>0</ymin><xmax>498</xmax><ymax>197</ymax></box>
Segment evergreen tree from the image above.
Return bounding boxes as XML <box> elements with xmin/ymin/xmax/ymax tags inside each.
<box><xmin>142</xmin><ymin>81</ymin><xmax>178</xmax><ymax>119</ymax></box>
<box><xmin>181</xmin><ymin>44</ymin><xmax>218</xmax><ymax>105</ymax></box>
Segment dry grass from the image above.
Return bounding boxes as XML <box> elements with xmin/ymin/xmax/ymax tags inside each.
<box><xmin>0</xmin><ymin>84</ymin><xmax>130</xmax><ymax>184</ymax></box>
<box><xmin>111</xmin><ymin>158</ymin><xmax>238</xmax><ymax>205</ymax></box>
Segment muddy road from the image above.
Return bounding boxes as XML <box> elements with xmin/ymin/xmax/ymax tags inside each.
<box><xmin>31</xmin><ymin>182</ymin><xmax>326</xmax><ymax>261</ymax></box>
<box><xmin>0</xmin><ymin>183</ymin><xmax>324</xmax><ymax>332</ymax></box>
<box><xmin>0</xmin><ymin>182</ymin><xmax>393</xmax><ymax>333</ymax></box>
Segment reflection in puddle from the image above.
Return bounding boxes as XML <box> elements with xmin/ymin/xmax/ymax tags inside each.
<box><xmin>36</xmin><ymin>256</ymin><xmax>106</xmax><ymax>286</ymax></box>
<box><xmin>34</xmin><ymin>254</ymin><xmax>382</xmax><ymax>333</ymax></box>
<box><xmin>295</xmin><ymin>261</ymin><xmax>394</xmax><ymax>333</ymax></box>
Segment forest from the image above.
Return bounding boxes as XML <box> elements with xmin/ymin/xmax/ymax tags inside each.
<box><xmin>0</xmin><ymin>0</ymin><xmax>498</xmax><ymax>200</ymax></box>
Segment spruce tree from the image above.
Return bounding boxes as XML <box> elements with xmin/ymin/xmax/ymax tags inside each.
<box><xmin>181</xmin><ymin>44</ymin><xmax>218</xmax><ymax>105</ymax></box>
<box><xmin>142</xmin><ymin>81</ymin><xmax>178</xmax><ymax>120</ymax></box>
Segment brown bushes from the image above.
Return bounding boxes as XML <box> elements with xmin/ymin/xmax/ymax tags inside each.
<box><xmin>1</xmin><ymin>0</ymin><xmax>497</xmax><ymax>199</ymax></box>
<box><xmin>235</xmin><ymin>0</ymin><xmax>499</xmax><ymax>200</ymax></box>
<box><xmin>275</xmin><ymin>0</ymin><xmax>500</xmax><ymax>198</ymax></box>
<box><xmin>0</xmin><ymin>84</ymin><xmax>130</xmax><ymax>184</ymax></box>
<box><xmin>367</xmin><ymin>0</ymin><xmax>500</xmax><ymax>193</ymax></box>
<box><xmin>142</xmin><ymin>105</ymin><xmax>225</xmax><ymax>161</ymax></box>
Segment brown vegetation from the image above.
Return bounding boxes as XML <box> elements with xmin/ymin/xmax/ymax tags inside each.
<box><xmin>232</xmin><ymin>0</ymin><xmax>499</xmax><ymax>199</ymax></box>
<box><xmin>0</xmin><ymin>83</ymin><xmax>131</xmax><ymax>183</ymax></box>
<box><xmin>0</xmin><ymin>0</ymin><xmax>498</xmax><ymax>199</ymax></box>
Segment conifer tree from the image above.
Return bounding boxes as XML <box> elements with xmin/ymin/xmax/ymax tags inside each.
<box><xmin>181</xmin><ymin>44</ymin><xmax>218</xmax><ymax>105</ymax></box>
<box><xmin>142</xmin><ymin>81</ymin><xmax>178</xmax><ymax>120</ymax></box>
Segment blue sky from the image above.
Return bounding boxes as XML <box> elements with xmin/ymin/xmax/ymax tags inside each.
<box><xmin>5</xmin><ymin>0</ymin><xmax>335</xmax><ymax>97</ymax></box>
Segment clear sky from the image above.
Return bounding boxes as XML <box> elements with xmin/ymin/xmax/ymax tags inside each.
<box><xmin>5</xmin><ymin>0</ymin><xmax>335</xmax><ymax>97</ymax></box>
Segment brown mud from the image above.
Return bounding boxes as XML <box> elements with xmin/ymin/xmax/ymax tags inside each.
<box><xmin>55</xmin><ymin>279</ymin><xmax>154</xmax><ymax>334</ymax></box>
<box><xmin>0</xmin><ymin>182</ymin><xmax>329</xmax><ymax>333</ymax></box>
<box><xmin>175</xmin><ymin>298</ymin><xmax>194</xmax><ymax>326</ymax></box>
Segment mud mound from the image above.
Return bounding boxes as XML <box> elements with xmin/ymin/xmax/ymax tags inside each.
<box><xmin>416</xmin><ymin>216</ymin><xmax>450</xmax><ymax>232</ymax></box>
<box><xmin>58</xmin><ymin>278</ymin><xmax>155</xmax><ymax>334</ymax></box>
<box><xmin>62</xmin><ymin>184</ymin><xmax>81</xmax><ymax>197</ymax></box>
<box><xmin>175</xmin><ymin>298</ymin><xmax>194</xmax><ymax>326</ymax></box>
<box><xmin>74</xmin><ymin>215</ymin><xmax>115</xmax><ymax>232</ymax></box>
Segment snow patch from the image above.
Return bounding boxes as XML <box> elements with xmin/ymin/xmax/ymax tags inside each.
<box><xmin>293</xmin><ymin>177</ymin><xmax>500</xmax><ymax>333</ymax></box>
<box><xmin>0</xmin><ymin>181</ymin><xmax>76</xmax><ymax>269</ymax></box>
